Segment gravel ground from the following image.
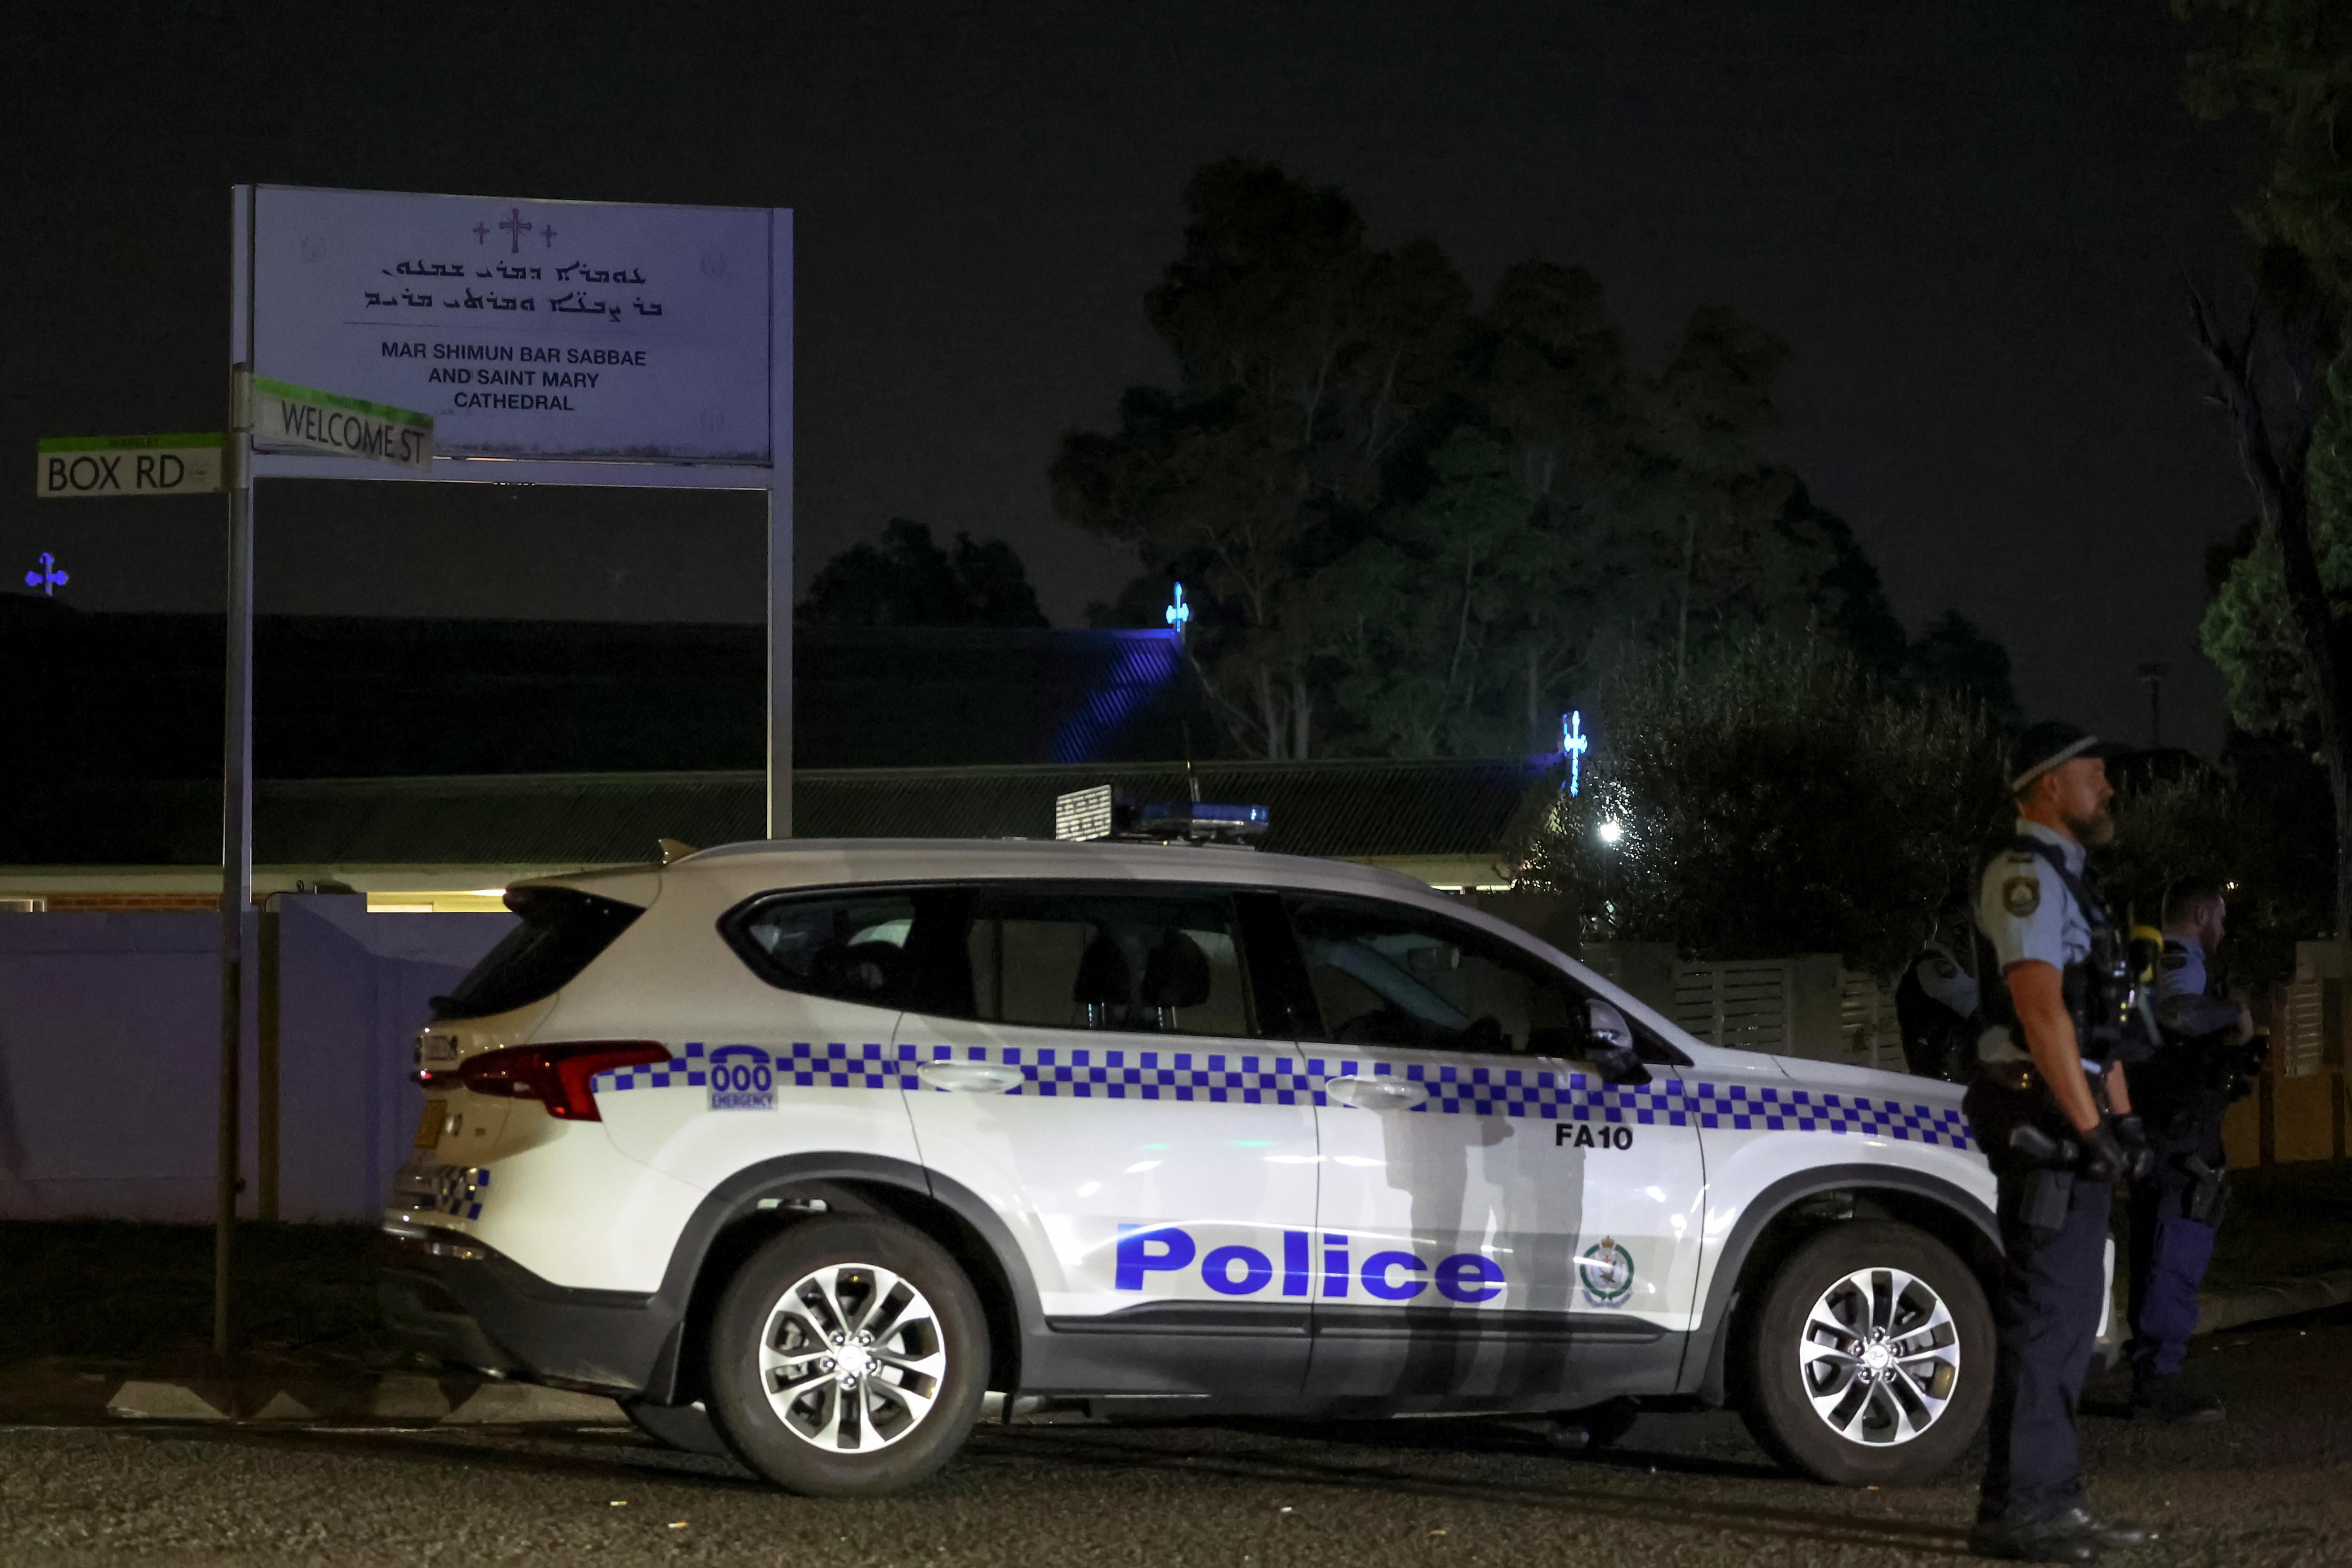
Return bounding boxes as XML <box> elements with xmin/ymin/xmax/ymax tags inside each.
<box><xmin>0</xmin><ymin>1306</ymin><xmax>2345</xmax><ymax>1568</ymax></box>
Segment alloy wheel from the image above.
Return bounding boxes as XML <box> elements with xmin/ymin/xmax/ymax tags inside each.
<box><xmin>758</xmin><ymin>1262</ymin><xmax>948</xmax><ymax>1452</ymax></box>
<box><xmin>1796</xmin><ymin>1265</ymin><xmax>1962</xmax><ymax>1446</ymax></box>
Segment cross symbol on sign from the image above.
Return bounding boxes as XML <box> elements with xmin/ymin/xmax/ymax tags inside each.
<box><xmin>24</xmin><ymin>552</ymin><xmax>68</xmax><ymax>596</ymax></box>
<box><xmin>1562</xmin><ymin>710</ymin><xmax>1589</xmax><ymax>796</ymax></box>
<box><xmin>540</xmin><ymin>223</ymin><xmax>558</xmax><ymax>248</ymax></box>
<box><xmin>498</xmin><ymin>207</ymin><xmax>532</xmax><ymax>253</ymax></box>
<box><xmin>472</xmin><ymin>222</ymin><xmax>489</xmax><ymax>245</ymax></box>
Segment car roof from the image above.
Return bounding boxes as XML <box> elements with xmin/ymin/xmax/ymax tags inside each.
<box><xmin>658</xmin><ymin>837</ymin><xmax>1444</xmax><ymax>900</ymax></box>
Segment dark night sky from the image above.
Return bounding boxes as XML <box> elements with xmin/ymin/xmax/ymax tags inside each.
<box><xmin>2</xmin><ymin>1</ymin><xmax>2256</xmax><ymax>751</ymax></box>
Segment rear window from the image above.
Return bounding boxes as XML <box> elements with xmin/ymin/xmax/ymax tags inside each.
<box><xmin>721</xmin><ymin>891</ymin><xmax>925</xmax><ymax>1008</ymax></box>
<box><xmin>430</xmin><ymin>887</ymin><xmax>644</xmax><ymax>1020</ymax></box>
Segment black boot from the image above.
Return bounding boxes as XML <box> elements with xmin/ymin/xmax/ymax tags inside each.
<box><xmin>1967</xmin><ymin>1516</ymin><xmax>2101</xmax><ymax>1562</ymax></box>
<box><xmin>2048</xmin><ymin>1507</ymin><xmax>2157</xmax><ymax>1549</ymax></box>
<box><xmin>2130</xmin><ymin>1377</ymin><xmax>2223</xmax><ymax>1424</ymax></box>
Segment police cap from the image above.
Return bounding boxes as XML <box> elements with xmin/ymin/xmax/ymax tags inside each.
<box><xmin>2010</xmin><ymin>720</ymin><xmax>2128</xmax><ymax>794</ymax></box>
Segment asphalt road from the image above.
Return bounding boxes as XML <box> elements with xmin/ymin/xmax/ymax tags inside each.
<box><xmin>2</xmin><ymin>1308</ymin><xmax>2346</xmax><ymax>1568</ymax></box>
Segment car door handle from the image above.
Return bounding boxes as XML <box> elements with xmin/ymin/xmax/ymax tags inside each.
<box><xmin>915</xmin><ymin>1061</ymin><xmax>1027</xmax><ymax>1093</ymax></box>
<box><xmin>1320</xmin><ymin>1076</ymin><xmax>1429</xmax><ymax>1110</ymax></box>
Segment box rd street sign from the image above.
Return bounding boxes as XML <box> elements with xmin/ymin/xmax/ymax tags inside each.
<box><xmin>247</xmin><ymin>375</ymin><xmax>432</xmax><ymax>469</ymax></box>
<box><xmin>37</xmin><ymin>433</ymin><xmax>225</xmax><ymax>497</ymax></box>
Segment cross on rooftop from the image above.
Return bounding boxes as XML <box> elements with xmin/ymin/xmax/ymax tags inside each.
<box><xmin>498</xmin><ymin>207</ymin><xmax>532</xmax><ymax>253</ymax></box>
<box><xmin>1165</xmin><ymin>582</ymin><xmax>1192</xmax><ymax>640</ymax></box>
<box><xmin>24</xmin><ymin>552</ymin><xmax>68</xmax><ymax>596</ymax></box>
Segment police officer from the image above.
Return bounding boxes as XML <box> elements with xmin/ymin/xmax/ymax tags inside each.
<box><xmin>1897</xmin><ymin>907</ymin><xmax>1981</xmax><ymax>1080</ymax></box>
<box><xmin>1965</xmin><ymin>722</ymin><xmax>2156</xmax><ymax>1563</ymax></box>
<box><xmin>2123</xmin><ymin>881</ymin><xmax>2259</xmax><ymax>1423</ymax></box>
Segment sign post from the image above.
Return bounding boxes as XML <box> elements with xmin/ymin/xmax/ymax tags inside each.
<box><xmin>215</xmin><ymin>366</ymin><xmax>255</xmax><ymax>1362</ymax></box>
<box><xmin>204</xmin><ymin>185</ymin><xmax>791</xmax><ymax>1358</ymax></box>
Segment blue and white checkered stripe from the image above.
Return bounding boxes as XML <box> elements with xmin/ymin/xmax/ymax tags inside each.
<box><xmin>585</xmin><ymin>1042</ymin><xmax>1971</xmax><ymax>1149</ymax></box>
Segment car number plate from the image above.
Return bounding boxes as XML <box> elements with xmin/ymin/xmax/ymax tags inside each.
<box><xmin>415</xmin><ymin>1098</ymin><xmax>447</xmax><ymax>1150</ymax></box>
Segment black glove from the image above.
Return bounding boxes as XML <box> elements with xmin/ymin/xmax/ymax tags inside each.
<box><xmin>2078</xmin><ymin>1122</ymin><xmax>2135</xmax><ymax>1183</ymax></box>
<box><xmin>2112</xmin><ymin>1114</ymin><xmax>2155</xmax><ymax>1181</ymax></box>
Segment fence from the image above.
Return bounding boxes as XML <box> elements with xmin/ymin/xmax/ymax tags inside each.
<box><xmin>0</xmin><ymin>896</ymin><xmax>512</xmax><ymax>1222</ymax></box>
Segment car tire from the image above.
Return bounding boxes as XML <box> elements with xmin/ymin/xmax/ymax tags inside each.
<box><xmin>706</xmin><ymin>1215</ymin><xmax>990</xmax><ymax>1497</ymax></box>
<box><xmin>620</xmin><ymin>1398</ymin><xmax>730</xmax><ymax>1457</ymax></box>
<box><xmin>1740</xmin><ymin>1221</ymin><xmax>1992</xmax><ymax>1487</ymax></box>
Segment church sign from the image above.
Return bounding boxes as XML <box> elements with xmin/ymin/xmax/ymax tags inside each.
<box><xmin>246</xmin><ymin>186</ymin><xmax>774</xmax><ymax>463</ymax></box>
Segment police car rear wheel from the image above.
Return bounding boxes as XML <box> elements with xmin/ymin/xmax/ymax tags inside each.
<box><xmin>707</xmin><ymin>1216</ymin><xmax>990</xmax><ymax>1496</ymax></box>
<box><xmin>1742</xmin><ymin>1221</ymin><xmax>1992</xmax><ymax>1487</ymax></box>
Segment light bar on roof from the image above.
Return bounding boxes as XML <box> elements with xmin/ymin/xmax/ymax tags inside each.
<box><xmin>1053</xmin><ymin>787</ymin><xmax>1270</xmax><ymax>846</ymax></box>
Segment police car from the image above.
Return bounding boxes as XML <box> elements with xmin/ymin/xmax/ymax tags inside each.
<box><xmin>382</xmin><ymin>822</ymin><xmax>2000</xmax><ymax>1497</ymax></box>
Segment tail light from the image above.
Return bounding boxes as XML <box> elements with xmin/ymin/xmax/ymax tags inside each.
<box><xmin>456</xmin><ymin>1042</ymin><xmax>668</xmax><ymax>1121</ymax></box>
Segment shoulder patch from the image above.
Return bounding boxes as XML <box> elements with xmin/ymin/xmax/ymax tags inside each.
<box><xmin>2002</xmin><ymin>876</ymin><xmax>2041</xmax><ymax>918</ymax></box>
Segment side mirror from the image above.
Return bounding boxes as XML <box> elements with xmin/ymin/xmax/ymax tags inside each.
<box><xmin>1584</xmin><ymin>1000</ymin><xmax>1651</xmax><ymax>1086</ymax></box>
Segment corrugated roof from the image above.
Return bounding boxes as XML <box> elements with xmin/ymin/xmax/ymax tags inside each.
<box><xmin>227</xmin><ymin>758</ymin><xmax>1559</xmax><ymax>867</ymax></box>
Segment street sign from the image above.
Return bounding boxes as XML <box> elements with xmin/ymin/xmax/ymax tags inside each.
<box><xmin>36</xmin><ymin>433</ymin><xmax>224</xmax><ymax>497</ymax></box>
<box><xmin>248</xmin><ymin>375</ymin><xmax>432</xmax><ymax>470</ymax></box>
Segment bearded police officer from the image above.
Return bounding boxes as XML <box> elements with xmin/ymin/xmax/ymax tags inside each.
<box><xmin>2123</xmin><ymin>881</ymin><xmax>2262</xmax><ymax>1423</ymax></box>
<box><xmin>1965</xmin><ymin>723</ymin><xmax>2157</xmax><ymax>1563</ymax></box>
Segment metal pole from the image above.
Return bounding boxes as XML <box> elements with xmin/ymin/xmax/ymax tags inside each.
<box><xmin>766</xmin><ymin>208</ymin><xmax>795</xmax><ymax>839</ymax></box>
<box><xmin>215</xmin><ymin>366</ymin><xmax>254</xmax><ymax>1362</ymax></box>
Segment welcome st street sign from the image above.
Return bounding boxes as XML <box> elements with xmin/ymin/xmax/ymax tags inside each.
<box><xmin>36</xmin><ymin>432</ymin><xmax>224</xmax><ymax>497</ymax></box>
<box><xmin>247</xmin><ymin>375</ymin><xmax>433</xmax><ymax>470</ymax></box>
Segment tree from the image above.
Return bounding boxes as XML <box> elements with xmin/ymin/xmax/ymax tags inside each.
<box><xmin>2177</xmin><ymin>0</ymin><xmax>2352</xmax><ymax>931</ymax></box>
<box><xmin>1054</xmin><ymin>159</ymin><xmax>1470</xmax><ymax>758</ymax></box>
<box><xmin>1901</xmin><ymin>609</ymin><xmax>2022</xmax><ymax>720</ymax></box>
<box><xmin>801</xmin><ymin>518</ymin><xmax>1049</xmax><ymax>628</ymax></box>
<box><xmin>2099</xmin><ymin>764</ymin><xmax>2324</xmax><ymax>986</ymax></box>
<box><xmin>1063</xmin><ymin>158</ymin><xmax>1920</xmax><ymax>761</ymax></box>
<box><xmin>1520</xmin><ymin>633</ymin><xmax>2006</xmax><ymax>974</ymax></box>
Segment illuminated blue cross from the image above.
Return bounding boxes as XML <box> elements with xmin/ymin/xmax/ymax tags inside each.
<box><xmin>24</xmin><ymin>552</ymin><xmax>67</xmax><ymax>597</ymax></box>
<box><xmin>1165</xmin><ymin>582</ymin><xmax>1191</xmax><ymax>640</ymax></box>
<box><xmin>1562</xmin><ymin>710</ymin><xmax>1588</xmax><ymax>796</ymax></box>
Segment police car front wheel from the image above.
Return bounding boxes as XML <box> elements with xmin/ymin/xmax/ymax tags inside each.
<box><xmin>1741</xmin><ymin>1221</ymin><xmax>1993</xmax><ymax>1487</ymax></box>
<box><xmin>706</xmin><ymin>1216</ymin><xmax>991</xmax><ymax>1496</ymax></box>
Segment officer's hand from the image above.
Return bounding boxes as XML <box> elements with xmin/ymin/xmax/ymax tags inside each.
<box><xmin>2113</xmin><ymin>1114</ymin><xmax>2156</xmax><ymax>1181</ymax></box>
<box><xmin>2079</xmin><ymin>1122</ymin><xmax>2132</xmax><ymax>1183</ymax></box>
<box><xmin>2233</xmin><ymin>1002</ymin><xmax>2255</xmax><ymax>1045</ymax></box>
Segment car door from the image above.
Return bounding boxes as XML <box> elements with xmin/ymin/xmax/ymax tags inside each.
<box><xmin>893</xmin><ymin>881</ymin><xmax>1321</xmax><ymax>1400</ymax></box>
<box><xmin>1282</xmin><ymin>892</ymin><xmax>1707</xmax><ymax>1404</ymax></box>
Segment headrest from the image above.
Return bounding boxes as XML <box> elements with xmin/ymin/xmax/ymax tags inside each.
<box><xmin>1071</xmin><ymin>931</ymin><xmax>1133</xmax><ymax>1008</ymax></box>
<box><xmin>1141</xmin><ymin>929</ymin><xmax>1211</xmax><ymax>1010</ymax></box>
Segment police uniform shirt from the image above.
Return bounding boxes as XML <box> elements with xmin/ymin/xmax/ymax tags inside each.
<box><xmin>1975</xmin><ymin>818</ymin><xmax>2092</xmax><ymax>1067</ymax></box>
<box><xmin>2157</xmin><ymin>934</ymin><xmax>2240</xmax><ymax>1039</ymax></box>
<box><xmin>1913</xmin><ymin>939</ymin><xmax>1980</xmax><ymax>1019</ymax></box>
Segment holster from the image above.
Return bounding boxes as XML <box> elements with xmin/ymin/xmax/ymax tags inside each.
<box><xmin>2022</xmin><ymin>1166</ymin><xmax>2075</xmax><ymax>1236</ymax></box>
<box><xmin>2181</xmin><ymin>1156</ymin><xmax>2229</xmax><ymax>1227</ymax></box>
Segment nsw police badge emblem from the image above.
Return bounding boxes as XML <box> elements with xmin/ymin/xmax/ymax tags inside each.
<box><xmin>1578</xmin><ymin>1237</ymin><xmax>1635</xmax><ymax>1307</ymax></box>
<box><xmin>2001</xmin><ymin>876</ymin><xmax>2040</xmax><ymax>917</ymax></box>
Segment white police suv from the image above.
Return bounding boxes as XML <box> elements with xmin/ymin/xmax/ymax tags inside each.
<box><xmin>383</xmin><ymin>830</ymin><xmax>1998</xmax><ymax>1497</ymax></box>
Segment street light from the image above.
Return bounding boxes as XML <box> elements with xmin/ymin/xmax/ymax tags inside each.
<box><xmin>1597</xmin><ymin>819</ymin><xmax>1624</xmax><ymax>845</ymax></box>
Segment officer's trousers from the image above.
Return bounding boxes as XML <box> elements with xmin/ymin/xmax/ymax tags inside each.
<box><xmin>2127</xmin><ymin>1118</ymin><xmax>2225</xmax><ymax>1385</ymax></box>
<box><xmin>1967</xmin><ymin>1084</ymin><xmax>2113</xmax><ymax>1524</ymax></box>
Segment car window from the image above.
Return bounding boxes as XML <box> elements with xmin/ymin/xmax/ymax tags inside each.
<box><xmin>724</xmin><ymin>891</ymin><xmax>923</xmax><ymax>1008</ymax></box>
<box><xmin>431</xmin><ymin>887</ymin><xmax>640</xmax><ymax>1020</ymax></box>
<box><xmin>958</xmin><ymin>888</ymin><xmax>1253</xmax><ymax>1038</ymax></box>
<box><xmin>1285</xmin><ymin>895</ymin><xmax>1581</xmax><ymax>1056</ymax></box>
